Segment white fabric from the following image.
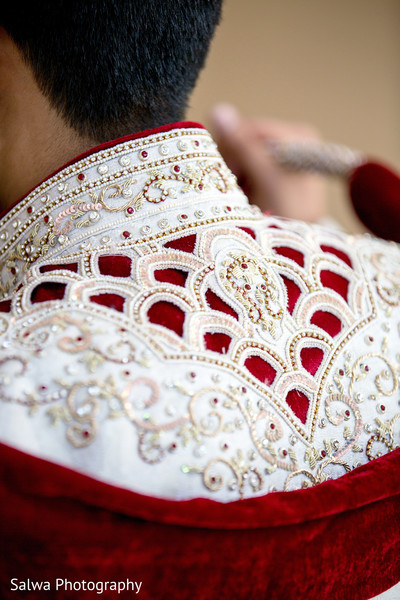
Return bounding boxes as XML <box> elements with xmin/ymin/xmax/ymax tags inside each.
<box><xmin>0</xmin><ymin>127</ymin><xmax>399</xmax><ymax>502</ymax></box>
<box><xmin>370</xmin><ymin>581</ymin><xmax>400</xmax><ymax>599</ymax></box>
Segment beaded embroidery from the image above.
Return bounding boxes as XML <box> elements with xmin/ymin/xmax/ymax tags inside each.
<box><xmin>0</xmin><ymin>126</ymin><xmax>399</xmax><ymax>502</ymax></box>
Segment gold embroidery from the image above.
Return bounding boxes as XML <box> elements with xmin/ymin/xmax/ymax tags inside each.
<box><xmin>0</xmin><ymin>128</ymin><xmax>399</xmax><ymax>501</ymax></box>
<box><xmin>221</xmin><ymin>253</ymin><xmax>284</xmax><ymax>335</ymax></box>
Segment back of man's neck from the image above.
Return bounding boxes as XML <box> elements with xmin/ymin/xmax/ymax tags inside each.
<box><xmin>0</xmin><ymin>31</ymin><xmax>96</xmax><ymax>212</ymax></box>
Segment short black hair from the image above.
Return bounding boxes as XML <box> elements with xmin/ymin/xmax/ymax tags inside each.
<box><xmin>1</xmin><ymin>0</ymin><xmax>222</xmax><ymax>142</ymax></box>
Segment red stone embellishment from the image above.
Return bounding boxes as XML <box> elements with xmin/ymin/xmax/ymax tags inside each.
<box><xmin>122</xmin><ymin>231</ymin><xmax>130</xmax><ymax>238</ymax></box>
<box><xmin>140</xmin><ymin>150</ymin><xmax>148</xmax><ymax>159</ymax></box>
<box><xmin>126</xmin><ymin>207</ymin><xmax>134</xmax><ymax>215</ymax></box>
<box><xmin>27</xmin><ymin>206</ymin><xmax>33</xmax><ymax>214</ymax></box>
<box><xmin>173</xmin><ymin>165</ymin><xmax>180</xmax><ymax>173</ymax></box>
<box><xmin>77</xmin><ymin>173</ymin><xmax>85</xmax><ymax>181</ymax></box>
<box><xmin>44</xmin><ymin>216</ymin><xmax>49</xmax><ymax>223</ymax></box>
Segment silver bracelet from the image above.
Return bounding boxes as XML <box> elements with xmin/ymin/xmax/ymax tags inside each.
<box><xmin>268</xmin><ymin>139</ymin><xmax>365</xmax><ymax>177</ymax></box>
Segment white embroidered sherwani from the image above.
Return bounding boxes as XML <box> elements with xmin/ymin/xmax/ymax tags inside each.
<box><xmin>0</xmin><ymin>123</ymin><xmax>399</xmax><ymax>503</ymax></box>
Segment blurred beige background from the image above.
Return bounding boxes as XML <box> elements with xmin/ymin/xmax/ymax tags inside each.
<box><xmin>187</xmin><ymin>0</ymin><xmax>400</xmax><ymax>232</ymax></box>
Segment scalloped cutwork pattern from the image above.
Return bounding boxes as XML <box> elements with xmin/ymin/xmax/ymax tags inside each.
<box><xmin>0</xmin><ymin>127</ymin><xmax>399</xmax><ymax>502</ymax></box>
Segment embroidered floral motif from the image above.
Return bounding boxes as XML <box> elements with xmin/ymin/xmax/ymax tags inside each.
<box><xmin>220</xmin><ymin>252</ymin><xmax>284</xmax><ymax>336</ymax></box>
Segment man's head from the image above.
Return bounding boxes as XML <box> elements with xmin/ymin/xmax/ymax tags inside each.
<box><xmin>0</xmin><ymin>0</ymin><xmax>222</xmax><ymax>143</ymax></box>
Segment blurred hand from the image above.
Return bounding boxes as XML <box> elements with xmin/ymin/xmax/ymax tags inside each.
<box><xmin>210</xmin><ymin>104</ymin><xmax>327</xmax><ymax>223</ymax></box>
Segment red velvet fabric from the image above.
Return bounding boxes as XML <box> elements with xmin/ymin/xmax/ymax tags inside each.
<box><xmin>320</xmin><ymin>245</ymin><xmax>352</xmax><ymax>268</ymax></box>
<box><xmin>273</xmin><ymin>246</ymin><xmax>305</xmax><ymax>267</ymax></box>
<box><xmin>40</xmin><ymin>262</ymin><xmax>79</xmax><ymax>274</ymax></box>
<box><xmin>320</xmin><ymin>270</ymin><xmax>349</xmax><ymax>302</ymax></box>
<box><xmin>0</xmin><ymin>299</ymin><xmax>12</xmax><ymax>312</ymax></box>
<box><xmin>300</xmin><ymin>347</ymin><xmax>324</xmax><ymax>376</ymax></box>
<box><xmin>205</xmin><ymin>288</ymin><xmax>239</xmax><ymax>320</ymax></box>
<box><xmin>285</xmin><ymin>389</ymin><xmax>309</xmax><ymax>424</ymax></box>
<box><xmin>244</xmin><ymin>355</ymin><xmax>277</xmax><ymax>386</ymax></box>
<box><xmin>1</xmin><ymin>443</ymin><xmax>400</xmax><ymax>599</ymax></box>
<box><xmin>154</xmin><ymin>268</ymin><xmax>189</xmax><ymax>287</ymax></box>
<box><xmin>280</xmin><ymin>275</ymin><xmax>302</xmax><ymax>314</ymax></box>
<box><xmin>98</xmin><ymin>255</ymin><xmax>132</xmax><ymax>278</ymax></box>
<box><xmin>204</xmin><ymin>331</ymin><xmax>232</xmax><ymax>354</ymax></box>
<box><xmin>237</xmin><ymin>226</ymin><xmax>257</xmax><ymax>240</ymax></box>
<box><xmin>310</xmin><ymin>310</ymin><xmax>342</xmax><ymax>337</ymax></box>
<box><xmin>90</xmin><ymin>293</ymin><xmax>126</xmax><ymax>313</ymax></box>
<box><xmin>147</xmin><ymin>300</ymin><xmax>185</xmax><ymax>336</ymax></box>
<box><xmin>350</xmin><ymin>161</ymin><xmax>400</xmax><ymax>242</ymax></box>
<box><xmin>31</xmin><ymin>281</ymin><xmax>67</xmax><ymax>304</ymax></box>
<box><xmin>164</xmin><ymin>234</ymin><xmax>197</xmax><ymax>253</ymax></box>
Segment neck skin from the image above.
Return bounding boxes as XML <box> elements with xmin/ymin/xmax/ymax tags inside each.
<box><xmin>0</xmin><ymin>29</ymin><xmax>96</xmax><ymax>212</ymax></box>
